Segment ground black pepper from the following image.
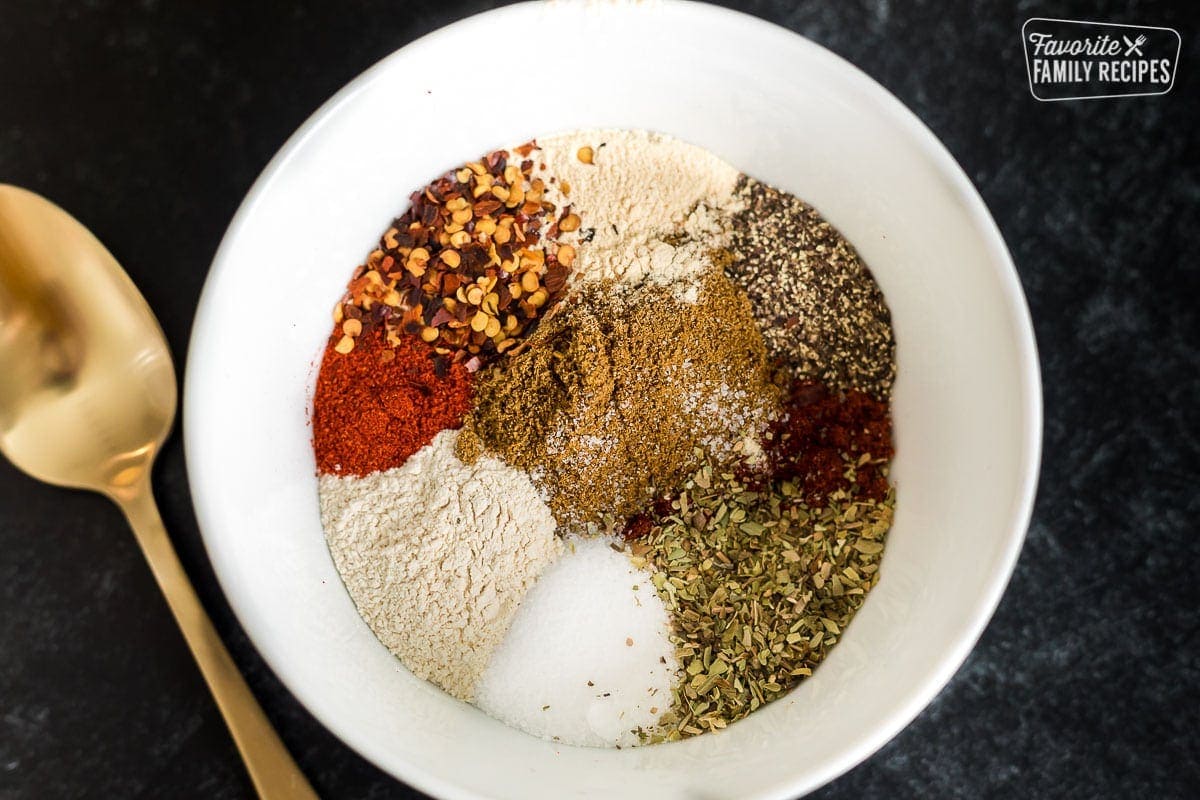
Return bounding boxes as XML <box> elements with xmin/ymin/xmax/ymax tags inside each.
<box><xmin>726</xmin><ymin>177</ymin><xmax>896</xmax><ymax>399</ymax></box>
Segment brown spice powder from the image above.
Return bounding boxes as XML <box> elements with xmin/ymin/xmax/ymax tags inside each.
<box><xmin>456</xmin><ymin>270</ymin><xmax>780</xmax><ymax>527</ymax></box>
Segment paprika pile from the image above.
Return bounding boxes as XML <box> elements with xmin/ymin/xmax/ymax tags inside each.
<box><xmin>312</xmin><ymin>328</ymin><xmax>471</xmax><ymax>476</ymax></box>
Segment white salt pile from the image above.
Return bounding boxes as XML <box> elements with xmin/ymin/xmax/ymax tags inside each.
<box><xmin>319</xmin><ymin>430</ymin><xmax>561</xmax><ymax>700</ymax></box>
<box><xmin>474</xmin><ymin>536</ymin><xmax>677</xmax><ymax>748</ymax></box>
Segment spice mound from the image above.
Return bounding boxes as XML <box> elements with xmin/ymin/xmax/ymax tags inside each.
<box><xmin>475</xmin><ymin>537</ymin><xmax>676</xmax><ymax>748</ymax></box>
<box><xmin>533</xmin><ymin>129</ymin><xmax>742</xmax><ymax>294</ymax></box>
<box><xmin>332</xmin><ymin>142</ymin><xmax>576</xmax><ymax>373</ymax></box>
<box><xmin>456</xmin><ymin>268</ymin><xmax>778</xmax><ymax>528</ymax></box>
<box><xmin>728</xmin><ymin>177</ymin><xmax>896</xmax><ymax>399</ymax></box>
<box><xmin>312</xmin><ymin>328</ymin><xmax>471</xmax><ymax>476</ymax></box>
<box><xmin>320</xmin><ymin>430</ymin><xmax>560</xmax><ymax>700</ymax></box>
<box><xmin>311</xmin><ymin>128</ymin><xmax>898</xmax><ymax>748</ymax></box>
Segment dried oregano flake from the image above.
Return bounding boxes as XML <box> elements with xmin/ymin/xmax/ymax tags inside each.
<box><xmin>629</xmin><ymin>451</ymin><xmax>894</xmax><ymax>742</ymax></box>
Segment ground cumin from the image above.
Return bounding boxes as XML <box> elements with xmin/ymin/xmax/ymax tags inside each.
<box><xmin>456</xmin><ymin>269</ymin><xmax>779</xmax><ymax>527</ymax></box>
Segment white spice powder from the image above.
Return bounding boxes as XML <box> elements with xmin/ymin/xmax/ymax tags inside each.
<box><xmin>474</xmin><ymin>536</ymin><xmax>677</xmax><ymax>748</ymax></box>
<box><xmin>319</xmin><ymin>429</ymin><xmax>561</xmax><ymax>700</ymax></box>
<box><xmin>536</xmin><ymin>129</ymin><xmax>741</xmax><ymax>297</ymax></box>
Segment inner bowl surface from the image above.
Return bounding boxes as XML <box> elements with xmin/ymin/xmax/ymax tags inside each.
<box><xmin>184</xmin><ymin>3</ymin><xmax>1041</xmax><ymax>799</ymax></box>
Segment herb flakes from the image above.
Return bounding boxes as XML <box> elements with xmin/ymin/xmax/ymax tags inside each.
<box><xmin>634</xmin><ymin>456</ymin><xmax>894</xmax><ymax>742</ymax></box>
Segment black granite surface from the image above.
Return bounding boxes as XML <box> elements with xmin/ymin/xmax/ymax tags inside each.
<box><xmin>1</xmin><ymin>1</ymin><xmax>1197</xmax><ymax>798</ymax></box>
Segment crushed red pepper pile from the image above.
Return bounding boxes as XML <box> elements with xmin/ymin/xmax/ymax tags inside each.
<box><xmin>330</xmin><ymin>143</ymin><xmax>575</xmax><ymax>374</ymax></box>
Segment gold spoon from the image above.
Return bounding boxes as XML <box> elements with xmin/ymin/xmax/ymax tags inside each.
<box><xmin>0</xmin><ymin>184</ymin><xmax>318</xmax><ymax>800</ymax></box>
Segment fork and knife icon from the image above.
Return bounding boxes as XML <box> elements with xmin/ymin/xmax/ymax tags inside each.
<box><xmin>1123</xmin><ymin>34</ymin><xmax>1147</xmax><ymax>56</ymax></box>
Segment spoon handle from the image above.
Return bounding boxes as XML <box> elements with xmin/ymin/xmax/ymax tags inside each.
<box><xmin>116</xmin><ymin>485</ymin><xmax>319</xmax><ymax>800</ymax></box>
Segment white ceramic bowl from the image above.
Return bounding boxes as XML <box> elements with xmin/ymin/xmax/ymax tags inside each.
<box><xmin>185</xmin><ymin>3</ymin><xmax>1041</xmax><ymax>798</ymax></box>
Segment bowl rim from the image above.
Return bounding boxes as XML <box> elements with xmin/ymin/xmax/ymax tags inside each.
<box><xmin>184</xmin><ymin>2</ymin><xmax>1043</xmax><ymax>798</ymax></box>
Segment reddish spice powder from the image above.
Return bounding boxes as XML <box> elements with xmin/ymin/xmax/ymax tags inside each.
<box><xmin>762</xmin><ymin>379</ymin><xmax>893</xmax><ymax>506</ymax></box>
<box><xmin>312</xmin><ymin>328</ymin><xmax>472</xmax><ymax>476</ymax></box>
<box><xmin>622</xmin><ymin>514</ymin><xmax>654</xmax><ymax>542</ymax></box>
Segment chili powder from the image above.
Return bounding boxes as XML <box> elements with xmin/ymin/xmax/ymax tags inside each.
<box><xmin>312</xmin><ymin>328</ymin><xmax>472</xmax><ymax>476</ymax></box>
<box><xmin>763</xmin><ymin>379</ymin><xmax>893</xmax><ymax>505</ymax></box>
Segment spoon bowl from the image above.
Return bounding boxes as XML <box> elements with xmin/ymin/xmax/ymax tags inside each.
<box><xmin>0</xmin><ymin>184</ymin><xmax>316</xmax><ymax>800</ymax></box>
<box><xmin>0</xmin><ymin>184</ymin><xmax>175</xmax><ymax>497</ymax></box>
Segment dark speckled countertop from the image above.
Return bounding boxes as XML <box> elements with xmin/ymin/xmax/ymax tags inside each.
<box><xmin>1</xmin><ymin>1</ymin><xmax>1197</xmax><ymax>798</ymax></box>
